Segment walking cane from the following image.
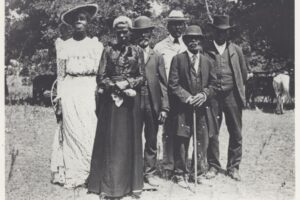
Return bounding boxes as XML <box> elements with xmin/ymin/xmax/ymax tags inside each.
<box><xmin>193</xmin><ymin>108</ymin><xmax>197</xmax><ymax>191</ymax></box>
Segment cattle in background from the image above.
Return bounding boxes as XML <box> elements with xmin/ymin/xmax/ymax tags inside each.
<box><xmin>32</xmin><ymin>74</ymin><xmax>56</xmax><ymax>106</ymax></box>
<box><xmin>273</xmin><ymin>73</ymin><xmax>290</xmax><ymax>114</ymax></box>
<box><xmin>245</xmin><ymin>72</ymin><xmax>275</xmax><ymax>109</ymax></box>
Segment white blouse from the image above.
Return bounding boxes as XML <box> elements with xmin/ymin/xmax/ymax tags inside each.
<box><xmin>58</xmin><ymin>37</ymin><xmax>103</xmax><ymax>76</ymax></box>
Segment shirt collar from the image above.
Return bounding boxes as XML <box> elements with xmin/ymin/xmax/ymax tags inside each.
<box><xmin>169</xmin><ymin>35</ymin><xmax>183</xmax><ymax>44</ymax></box>
<box><xmin>213</xmin><ymin>41</ymin><xmax>227</xmax><ymax>54</ymax></box>
<box><xmin>213</xmin><ymin>41</ymin><xmax>226</xmax><ymax>49</ymax></box>
<box><xmin>187</xmin><ymin>50</ymin><xmax>199</xmax><ymax>59</ymax></box>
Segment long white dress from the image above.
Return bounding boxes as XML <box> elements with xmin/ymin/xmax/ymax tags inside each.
<box><xmin>51</xmin><ymin>37</ymin><xmax>103</xmax><ymax>188</ymax></box>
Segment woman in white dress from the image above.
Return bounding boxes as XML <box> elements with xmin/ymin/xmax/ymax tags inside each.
<box><xmin>50</xmin><ymin>4</ymin><xmax>103</xmax><ymax>189</ymax></box>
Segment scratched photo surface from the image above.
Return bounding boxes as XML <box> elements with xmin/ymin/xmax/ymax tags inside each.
<box><xmin>5</xmin><ymin>0</ymin><xmax>294</xmax><ymax>200</ymax></box>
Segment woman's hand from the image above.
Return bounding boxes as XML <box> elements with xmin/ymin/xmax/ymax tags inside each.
<box><xmin>123</xmin><ymin>89</ymin><xmax>136</xmax><ymax>97</ymax></box>
<box><xmin>115</xmin><ymin>80</ymin><xmax>129</xmax><ymax>90</ymax></box>
<box><xmin>54</xmin><ymin>98</ymin><xmax>63</xmax><ymax>123</ymax></box>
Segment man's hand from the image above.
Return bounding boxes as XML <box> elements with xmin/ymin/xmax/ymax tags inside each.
<box><xmin>190</xmin><ymin>92</ymin><xmax>207</xmax><ymax>107</ymax></box>
<box><xmin>98</xmin><ymin>88</ymin><xmax>104</xmax><ymax>94</ymax></box>
<box><xmin>158</xmin><ymin>111</ymin><xmax>168</xmax><ymax>124</ymax></box>
<box><xmin>247</xmin><ymin>72</ymin><xmax>254</xmax><ymax>80</ymax></box>
<box><xmin>115</xmin><ymin>80</ymin><xmax>129</xmax><ymax>90</ymax></box>
<box><xmin>186</xmin><ymin>96</ymin><xmax>194</xmax><ymax>105</ymax></box>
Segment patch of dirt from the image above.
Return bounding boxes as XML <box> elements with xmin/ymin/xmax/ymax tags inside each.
<box><xmin>5</xmin><ymin>106</ymin><xmax>295</xmax><ymax>200</ymax></box>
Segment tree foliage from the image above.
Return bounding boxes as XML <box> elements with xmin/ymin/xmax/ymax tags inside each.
<box><xmin>5</xmin><ymin>0</ymin><xmax>294</xmax><ymax>74</ymax></box>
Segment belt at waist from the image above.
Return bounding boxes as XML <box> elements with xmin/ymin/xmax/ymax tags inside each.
<box><xmin>66</xmin><ymin>73</ymin><xmax>96</xmax><ymax>77</ymax></box>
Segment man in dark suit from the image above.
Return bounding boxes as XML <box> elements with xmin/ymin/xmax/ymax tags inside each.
<box><xmin>132</xmin><ymin>16</ymin><xmax>169</xmax><ymax>187</ymax></box>
<box><xmin>205</xmin><ymin>15</ymin><xmax>248</xmax><ymax>181</ymax></box>
<box><xmin>168</xmin><ymin>25</ymin><xmax>217</xmax><ymax>188</ymax></box>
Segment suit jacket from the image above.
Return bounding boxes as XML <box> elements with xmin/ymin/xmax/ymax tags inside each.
<box><xmin>205</xmin><ymin>42</ymin><xmax>248</xmax><ymax>106</ymax></box>
<box><xmin>144</xmin><ymin>48</ymin><xmax>169</xmax><ymax>115</ymax></box>
<box><xmin>168</xmin><ymin>51</ymin><xmax>218</xmax><ymax>138</ymax></box>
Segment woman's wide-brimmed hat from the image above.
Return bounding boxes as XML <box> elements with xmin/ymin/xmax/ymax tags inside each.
<box><xmin>208</xmin><ymin>15</ymin><xmax>235</xmax><ymax>30</ymax></box>
<box><xmin>61</xmin><ymin>4</ymin><xmax>98</xmax><ymax>25</ymax></box>
<box><xmin>182</xmin><ymin>25</ymin><xmax>204</xmax><ymax>40</ymax></box>
<box><xmin>132</xmin><ymin>16</ymin><xmax>154</xmax><ymax>31</ymax></box>
<box><xmin>166</xmin><ymin>10</ymin><xmax>189</xmax><ymax>22</ymax></box>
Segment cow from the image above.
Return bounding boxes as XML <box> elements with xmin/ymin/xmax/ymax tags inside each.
<box><xmin>273</xmin><ymin>73</ymin><xmax>290</xmax><ymax>114</ymax></box>
<box><xmin>32</xmin><ymin>74</ymin><xmax>56</xmax><ymax>106</ymax></box>
<box><xmin>245</xmin><ymin>72</ymin><xmax>275</xmax><ymax>109</ymax></box>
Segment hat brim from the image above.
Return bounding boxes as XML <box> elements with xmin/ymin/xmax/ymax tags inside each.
<box><xmin>131</xmin><ymin>26</ymin><xmax>155</xmax><ymax>31</ymax></box>
<box><xmin>61</xmin><ymin>4</ymin><xmax>98</xmax><ymax>25</ymax></box>
<box><xmin>208</xmin><ymin>23</ymin><xmax>235</xmax><ymax>30</ymax></box>
<box><xmin>166</xmin><ymin>17</ymin><xmax>189</xmax><ymax>22</ymax></box>
<box><xmin>183</xmin><ymin>34</ymin><xmax>204</xmax><ymax>39</ymax></box>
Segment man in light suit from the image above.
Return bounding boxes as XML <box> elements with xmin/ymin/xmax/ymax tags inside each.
<box><xmin>205</xmin><ymin>15</ymin><xmax>248</xmax><ymax>181</ymax></box>
<box><xmin>132</xmin><ymin>16</ymin><xmax>169</xmax><ymax>187</ymax></box>
<box><xmin>153</xmin><ymin>10</ymin><xmax>188</xmax><ymax>178</ymax></box>
<box><xmin>154</xmin><ymin>10</ymin><xmax>188</xmax><ymax>79</ymax></box>
<box><xmin>168</xmin><ymin>25</ymin><xmax>217</xmax><ymax>187</ymax></box>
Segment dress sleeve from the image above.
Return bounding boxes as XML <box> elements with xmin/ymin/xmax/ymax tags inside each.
<box><xmin>55</xmin><ymin>38</ymin><xmax>66</xmax><ymax>98</ymax></box>
<box><xmin>96</xmin><ymin>48</ymin><xmax>115</xmax><ymax>91</ymax></box>
<box><xmin>92</xmin><ymin>37</ymin><xmax>104</xmax><ymax>70</ymax></box>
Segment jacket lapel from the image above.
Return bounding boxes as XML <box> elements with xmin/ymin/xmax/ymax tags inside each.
<box><xmin>183</xmin><ymin>51</ymin><xmax>193</xmax><ymax>92</ymax></box>
<box><xmin>228</xmin><ymin>43</ymin><xmax>238</xmax><ymax>78</ymax></box>
<box><xmin>145</xmin><ymin>48</ymin><xmax>154</xmax><ymax>65</ymax></box>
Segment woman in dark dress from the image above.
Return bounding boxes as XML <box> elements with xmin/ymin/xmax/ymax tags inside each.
<box><xmin>88</xmin><ymin>16</ymin><xmax>145</xmax><ymax>200</ymax></box>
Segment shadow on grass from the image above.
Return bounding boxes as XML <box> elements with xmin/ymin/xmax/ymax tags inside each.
<box><xmin>245</xmin><ymin>102</ymin><xmax>294</xmax><ymax>114</ymax></box>
<box><xmin>5</xmin><ymin>96</ymin><xmax>53</xmax><ymax>107</ymax></box>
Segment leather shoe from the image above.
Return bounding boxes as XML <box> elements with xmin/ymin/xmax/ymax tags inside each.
<box><xmin>205</xmin><ymin>167</ymin><xmax>218</xmax><ymax>179</ymax></box>
<box><xmin>174</xmin><ymin>175</ymin><xmax>189</xmax><ymax>189</ymax></box>
<box><xmin>144</xmin><ymin>175</ymin><xmax>159</xmax><ymax>187</ymax></box>
<box><xmin>162</xmin><ymin>169</ymin><xmax>173</xmax><ymax>180</ymax></box>
<box><xmin>131</xmin><ymin>192</ymin><xmax>141</xmax><ymax>199</ymax></box>
<box><xmin>189</xmin><ymin>176</ymin><xmax>202</xmax><ymax>184</ymax></box>
<box><xmin>227</xmin><ymin>168</ymin><xmax>241</xmax><ymax>181</ymax></box>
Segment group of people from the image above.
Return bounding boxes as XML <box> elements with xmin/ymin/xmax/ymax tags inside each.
<box><xmin>50</xmin><ymin>3</ymin><xmax>248</xmax><ymax>200</ymax></box>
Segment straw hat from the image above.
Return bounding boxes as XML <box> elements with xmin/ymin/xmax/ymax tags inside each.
<box><xmin>166</xmin><ymin>10</ymin><xmax>189</xmax><ymax>21</ymax></box>
<box><xmin>61</xmin><ymin>4</ymin><xmax>98</xmax><ymax>25</ymax></box>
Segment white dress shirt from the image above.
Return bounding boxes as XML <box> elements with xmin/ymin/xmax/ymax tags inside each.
<box><xmin>213</xmin><ymin>41</ymin><xmax>227</xmax><ymax>55</ymax></box>
<box><xmin>142</xmin><ymin>46</ymin><xmax>150</xmax><ymax>64</ymax></box>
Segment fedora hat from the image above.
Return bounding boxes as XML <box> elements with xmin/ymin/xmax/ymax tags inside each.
<box><xmin>61</xmin><ymin>4</ymin><xmax>98</xmax><ymax>25</ymax></box>
<box><xmin>208</xmin><ymin>15</ymin><xmax>235</xmax><ymax>30</ymax></box>
<box><xmin>132</xmin><ymin>16</ymin><xmax>154</xmax><ymax>31</ymax></box>
<box><xmin>182</xmin><ymin>25</ymin><xmax>204</xmax><ymax>40</ymax></box>
<box><xmin>166</xmin><ymin>10</ymin><xmax>189</xmax><ymax>21</ymax></box>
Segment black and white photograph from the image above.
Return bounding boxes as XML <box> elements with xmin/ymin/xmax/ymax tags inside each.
<box><xmin>3</xmin><ymin>0</ymin><xmax>296</xmax><ymax>200</ymax></box>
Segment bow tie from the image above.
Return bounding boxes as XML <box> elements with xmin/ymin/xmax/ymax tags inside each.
<box><xmin>173</xmin><ymin>38</ymin><xmax>179</xmax><ymax>44</ymax></box>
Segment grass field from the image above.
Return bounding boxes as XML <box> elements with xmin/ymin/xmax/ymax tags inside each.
<box><xmin>5</xmin><ymin>105</ymin><xmax>294</xmax><ymax>200</ymax></box>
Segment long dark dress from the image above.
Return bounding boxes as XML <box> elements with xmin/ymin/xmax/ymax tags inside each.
<box><xmin>88</xmin><ymin>44</ymin><xmax>145</xmax><ymax>198</ymax></box>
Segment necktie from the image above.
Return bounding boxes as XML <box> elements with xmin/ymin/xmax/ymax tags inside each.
<box><xmin>173</xmin><ymin>38</ymin><xmax>179</xmax><ymax>44</ymax></box>
<box><xmin>191</xmin><ymin>54</ymin><xmax>197</xmax><ymax>72</ymax></box>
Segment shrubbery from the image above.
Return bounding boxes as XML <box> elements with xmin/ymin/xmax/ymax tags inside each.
<box><xmin>5</xmin><ymin>0</ymin><xmax>294</xmax><ymax>75</ymax></box>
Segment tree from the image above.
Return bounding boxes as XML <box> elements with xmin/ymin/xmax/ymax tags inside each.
<box><xmin>5</xmin><ymin>0</ymin><xmax>294</xmax><ymax>74</ymax></box>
